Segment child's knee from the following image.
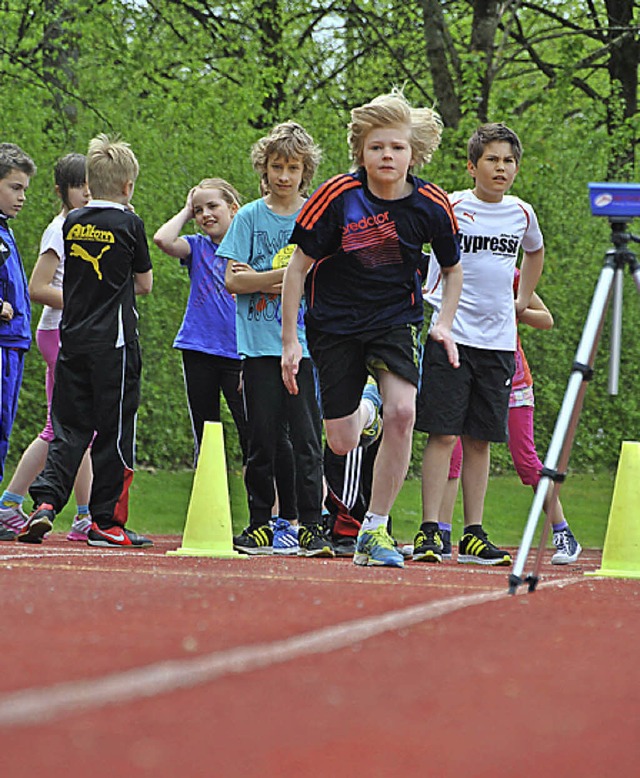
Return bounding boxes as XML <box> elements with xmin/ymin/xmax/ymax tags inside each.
<box><xmin>383</xmin><ymin>400</ymin><xmax>415</xmax><ymax>435</ymax></box>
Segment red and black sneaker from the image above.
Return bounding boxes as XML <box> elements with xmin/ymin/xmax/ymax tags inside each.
<box><xmin>87</xmin><ymin>523</ymin><xmax>153</xmax><ymax>548</ymax></box>
<box><xmin>17</xmin><ymin>504</ymin><xmax>56</xmax><ymax>544</ymax></box>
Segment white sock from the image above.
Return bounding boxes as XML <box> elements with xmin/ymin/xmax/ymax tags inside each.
<box><xmin>362</xmin><ymin>398</ymin><xmax>375</xmax><ymax>428</ymax></box>
<box><xmin>361</xmin><ymin>511</ymin><xmax>388</xmax><ymax>532</ymax></box>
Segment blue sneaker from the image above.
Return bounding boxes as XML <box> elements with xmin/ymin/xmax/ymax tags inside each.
<box><xmin>272</xmin><ymin>518</ymin><xmax>300</xmax><ymax>555</ymax></box>
<box><xmin>360</xmin><ymin>379</ymin><xmax>382</xmax><ymax>448</ymax></box>
<box><xmin>354</xmin><ymin>525</ymin><xmax>404</xmax><ymax>568</ymax></box>
<box><xmin>551</xmin><ymin>527</ymin><xmax>582</xmax><ymax>565</ymax></box>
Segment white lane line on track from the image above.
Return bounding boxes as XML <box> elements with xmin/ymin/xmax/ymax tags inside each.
<box><xmin>0</xmin><ymin>575</ymin><xmax>580</xmax><ymax>728</ymax></box>
<box><xmin>0</xmin><ymin>548</ymin><xmax>145</xmax><ymax>563</ymax></box>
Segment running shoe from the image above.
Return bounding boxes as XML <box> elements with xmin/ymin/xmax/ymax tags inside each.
<box><xmin>298</xmin><ymin>523</ymin><xmax>335</xmax><ymax>558</ymax></box>
<box><xmin>360</xmin><ymin>379</ymin><xmax>383</xmax><ymax>448</ymax></box>
<box><xmin>87</xmin><ymin>523</ymin><xmax>153</xmax><ymax>548</ymax></box>
<box><xmin>354</xmin><ymin>525</ymin><xmax>404</xmax><ymax>568</ymax></box>
<box><xmin>0</xmin><ymin>503</ymin><xmax>28</xmax><ymax>533</ymax></box>
<box><xmin>440</xmin><ymin>528</ymin><xmax>453</xmax><ymax>560</ymax></box>
<box><xmin>0</xmin><ymin>525</ymin><xmax>16</xmax><ymax>542</ymax></box>
<box><xmin>412</xmin><ymin>524</ymin><xmax>443</xmax><ymax>563</ymax></box>
<box><xmin>272</xmin><ymin>518</ymin><xmax>300</xmax><ymax>556</ymax></box>
<box><xmin>17</xmin><ymin>504</ymin><xmax>56</xmax><ymax>544</ymax></box>
<box><xmin>458</xmin><ymin>527</ymin><xmax>511</xmax><ymax>566</ymax></box>
<box><xmin>332</xmin><ymin>534</ymin><xmax>357</xmax><ymax>557</ymax></box>
<box><xmin>551</xmin><ymin>527</ymin><xmax>582</xmax><ymax>565</ymax></box>
<box><xmin>233</xmin><ymin>524</ymin><xmax>273</xmax><ymax>555</ymax></box>
<box><xmin>67</xmin><ymin>514</ymin><xmax>92</xmax><ymax>542</ymax></box>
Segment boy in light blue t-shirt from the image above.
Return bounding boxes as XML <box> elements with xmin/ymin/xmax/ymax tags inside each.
<box><xmin>219</xmin><ymin>121</ymin><xmax>333</xmax><ymax>558</ymax></box>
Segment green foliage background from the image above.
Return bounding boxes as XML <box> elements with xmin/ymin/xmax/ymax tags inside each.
<box><xmin>1</xmin><ymin>0</ymin><xmax>638</xmax><ymax>475</ymax></box>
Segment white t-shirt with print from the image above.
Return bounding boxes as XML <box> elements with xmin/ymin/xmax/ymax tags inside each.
<box><xmin>424</xmin><ymin>189</ymin><xmax>543</xmax><ymax>351</ymax></box>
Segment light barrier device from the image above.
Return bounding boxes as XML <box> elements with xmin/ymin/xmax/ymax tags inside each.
<box><xmin>589</xmin><ymin>182</ymin><xmax>640</xmax><ymax>219</ymax></box>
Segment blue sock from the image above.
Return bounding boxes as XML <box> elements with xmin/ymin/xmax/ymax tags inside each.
<box><xmin>76</xmin><ymin>504</ymin><xmax>90</xmax><ymax>516</ymax></box>
<box><xmin>553</xmin><ymin>520</ymin><xmax>568</xmax><ymax>532</ymax></box>
<box><xmin>438</xmin><ymin>522</ymin><xmax>452</xmax><ymax>532</ymax></box>
<box><xmin>0</xmin><ymin>491</ymin><xmax>25</xmax><ymax>508</ymax></box>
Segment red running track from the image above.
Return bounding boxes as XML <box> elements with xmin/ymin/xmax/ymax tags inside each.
<box><xmin>0</xmin><ymin>536</ymin><xmax>638</xmax><ymax>777</ymax></box>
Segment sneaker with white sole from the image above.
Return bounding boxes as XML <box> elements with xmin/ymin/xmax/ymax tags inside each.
<box><xmin>0</xmin><ymin>503</ymin><xmax>28</xmax><ymax>533</ymax></box>
<box><xmin>67</xmin><ymin>514</ymin><xmax>92</xmax><ymax>541</ymax></box>
<box><xmin>272</xmin><ymin>518</ymin><xmax>300</xmax><ymax>555</ymax></box>
<box><xmin>354</xmin><ymin>525</ymin><xmax>404</xmax><ymax>568</ymax></box>
<box><xmin>233</xmin><ymin>524</ymin><xmax>273</xmax><ymax>555</ymax></box>
<box><xmin>17</xmin><ymin>504</ymin><xmax>56</xmax><ymax>544</ymax></box>
<box><xmin>87</xmin><ymin>523</ymin><xmax>153</xmax><ymax>548</ymax></box>
<box><xmin>458</xmin><ymin>527</ymin><xmax>511</xmax><ymax>566</ymax></box>
<box><xmin>552</xmin><ymin>527</ymin><xmax>582</xmax><ymax>565</ymax></box>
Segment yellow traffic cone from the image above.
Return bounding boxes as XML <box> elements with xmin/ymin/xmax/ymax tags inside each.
<box><xmin>586</xmin><ymin>440</ymin><xmax>640</xmax><ymax>579</ymax></box>
<box><xmin>167</xmin><ymin>422</ymin><xmax>244</xmax><ymax>558</ymax></box>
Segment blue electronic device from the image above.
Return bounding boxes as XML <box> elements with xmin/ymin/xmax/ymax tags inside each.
<box><xmin>589</xmin><ymin>182</ymin><xmax>640</xmax><ymax>219</ymax></box>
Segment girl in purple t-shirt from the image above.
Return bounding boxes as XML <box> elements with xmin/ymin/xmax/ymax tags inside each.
<box><xmin>154</xmin><ymin>178</ymin><xmax>247</xmax><ymax>465</ymax></box>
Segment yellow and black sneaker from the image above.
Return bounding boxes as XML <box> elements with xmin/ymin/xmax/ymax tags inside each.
<box><xmin>412</xmin><ymin>523</ymin><xmax>443</xmax><ymax>563</ymax></box>
<box><xmin>233</xmin><ymin>524</ymin><xmax>273</xmax><ymax>555</ymax></box>
<box><xmin>458</xmin><ymin>526</ymin><xmax>511</xmax><ymax>566</ymax></box>
<box><xmin>298</xmin><ymin>523</ymin><xmax>335</xmax><ymax>558</ymax></box>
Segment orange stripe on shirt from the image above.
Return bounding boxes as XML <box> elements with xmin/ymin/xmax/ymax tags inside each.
<box><xmin>419</xmin><ymin>183</ymin><xmax>459</xmax><ymax>232</ymax></box>
<box><xmin>298</xmin><ymin>175</ymin><xmax>361</xmax><ymax>231</ymax></box>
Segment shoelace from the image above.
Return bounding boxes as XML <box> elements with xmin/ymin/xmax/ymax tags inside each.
<box><xmin>367</xmin><ymin>526</ymin><xmax>395</xmax><ymax>549</ymax></box>
<box><xmin>553</xmin><ymin>530</ymin><xmax>569</xmax><ymax>550</ymax></box>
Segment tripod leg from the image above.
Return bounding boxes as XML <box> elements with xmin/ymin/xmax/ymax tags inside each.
<box><xmin>509</xmin><ymin>263</ymin><xmax>616</xmax><ymax>594</ymax></box>
<box><xmin>608</xmin><ymin>267</ymin><xmax>624</xmax><ymax>395</ymax></box>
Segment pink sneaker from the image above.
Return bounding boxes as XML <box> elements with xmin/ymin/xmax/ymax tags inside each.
<box><xmin>67</xmin><ymin>514</ymin><xmax>92</xmax><ymax>541</ymax></box>
<box><xmin>0</xmin><ymin>504</ymin><xmax>29</xmax><ymax>533</ymax></box>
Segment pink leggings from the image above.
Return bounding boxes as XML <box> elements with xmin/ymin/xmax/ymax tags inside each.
<box><xmin>448</xmin><ymin>405</ymin><xmax>542</xmax><ymax>487</ymax></box>
<box><xmin>36</xmin><ymin>328</ymin><xmax>60</xmax><ymax>443</ymax></box>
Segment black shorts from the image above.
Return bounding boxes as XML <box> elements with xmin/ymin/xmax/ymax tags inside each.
<box><xmin>415</xmin><ymin>340</ymin><xmax>514</xmax><ymax>442</ymax></box>
<box><xmin>307</xmin><ymin>323</ymin><xmax>422</xmax><ymax>420</ymax></box>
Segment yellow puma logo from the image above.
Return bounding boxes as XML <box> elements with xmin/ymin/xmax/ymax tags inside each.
<box><xmin>69</xmin><ymin>243</ymin><xmax>110</xmax><ymax>280</ymax></box>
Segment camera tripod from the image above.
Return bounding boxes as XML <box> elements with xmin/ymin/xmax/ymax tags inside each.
<box><xmin>509</xmin><ymin>219</ymin><xmax>640</xmax><ymax>594</ymax></box>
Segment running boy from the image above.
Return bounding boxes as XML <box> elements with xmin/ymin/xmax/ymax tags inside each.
<box><xmin>19</xmin><ymin>134</ymin><xmax>153</xmax><ymax>547</ymax></box>
<box><xmin>219</xmin><ymin>121</ymin><xmax>331</xmax><ymax>557</ymax></box>
<box><xmin>414</xmin><ymin>122</ymin><xmax>544</xmax><ymax>565</ymax></box>
<box><xmin>0</xmin><ymin>143</ymin><xmax>36</xmax><ymax>542</ymax></box>
<box><xmin>281</xmin><ymin>90</ymin><xmax>462</xmax><ymax>568</ymax></box>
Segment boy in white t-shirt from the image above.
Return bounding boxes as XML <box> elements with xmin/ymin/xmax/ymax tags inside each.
<box><xmin>414</xmin><ymin>123</ymin><xmax>544</xmax><ymax>565</ymax></box>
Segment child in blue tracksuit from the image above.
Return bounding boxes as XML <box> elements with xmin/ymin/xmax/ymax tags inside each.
<box><xmin>0</xmin><ymin>143</ymin><xmax>37</xmax><ymax>541</ymax></box>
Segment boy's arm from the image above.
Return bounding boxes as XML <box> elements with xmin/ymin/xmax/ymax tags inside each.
<box><xmin>224</xmin><ymin>260</ymin><xmax>285</xmax><ymax>295</ymax></box>
<box><xmin>29</xmin><ymin>249</ymin><xmax>64</xmax><ymax>309</ymax></box>
<box><xmin>134</xmin><ymin>269</ymin><xmax>153</xmax><ymax>295</ymax></box>
<box><xmin>515</xmin><ymin>247</ymin><xmax>544</xmax><ymax>316</ymax></box>
<box><xmin>152</xmin><ymin>191</ymin><xmax>193</xmax><ymax>259</ymax></box>
<box><xmin>281</xmin><ymin>247</ymin><xmax>314</xmax><ymax>396</ymax></box>
<box><xmin>518</xmin><ymin>290</ymin><xmax>553</xmax><ymax>330</ymax></box>
<box><xmin>429</xmin><ymin>262</ymin><xmax>463</xmax><ymax>368</ymax></box>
